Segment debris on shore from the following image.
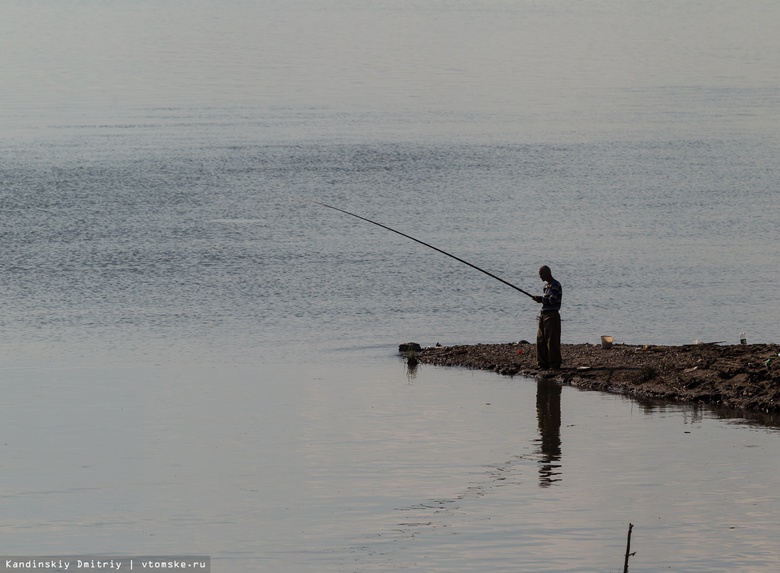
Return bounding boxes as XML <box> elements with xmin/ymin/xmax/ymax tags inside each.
<box><xmin>408</xmin><ymin>341</ymin><xmax>780</xmax><ymax>413</ymax></box>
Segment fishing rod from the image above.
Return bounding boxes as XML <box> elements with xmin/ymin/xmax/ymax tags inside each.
<box><xmin>310</xmin><ymin>200</ymin><xmax>535</xmax><ymax>299</ymax></box>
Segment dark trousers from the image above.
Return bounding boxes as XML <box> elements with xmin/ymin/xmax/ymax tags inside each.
<box><xmin>537</xmin><ymin>311</ymin><xmax>561</xmax><ymax>369</ymax></box>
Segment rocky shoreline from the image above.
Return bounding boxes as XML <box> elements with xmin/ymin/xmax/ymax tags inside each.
<box><xmin>409</xmin><ymin>341</ymin><xmax>780</xmax><ymax>414</ymax></box>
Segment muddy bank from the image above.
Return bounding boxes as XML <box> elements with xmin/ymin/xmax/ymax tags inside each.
<box><xmin>412</xmin><ymin>341</ymin><xmax>780</xmax><ymax>413</ymax></box>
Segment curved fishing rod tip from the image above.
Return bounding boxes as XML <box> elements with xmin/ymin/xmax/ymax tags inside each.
<box><xmin>303</xmin><ymin>199</ymin><xmax>337</xmax><ymax>209</ymax></box>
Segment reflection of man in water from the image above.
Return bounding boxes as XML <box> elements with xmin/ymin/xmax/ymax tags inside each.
<box><xmin>536</xmin><ymin>377</ymin><xmax>562</xmax><ymax>487</ymax></box>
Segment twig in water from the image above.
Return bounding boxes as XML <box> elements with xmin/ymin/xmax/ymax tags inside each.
<box><xmin>623</xmin><ymin>523</ymin><xmax>635</xmax><ymax>573</ymax></box>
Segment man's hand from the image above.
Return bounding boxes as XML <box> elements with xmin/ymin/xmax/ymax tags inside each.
<box><xmin>533</xmin><ymin>295</ymin><xmax>543</xmax><ymax>303</ymax></box>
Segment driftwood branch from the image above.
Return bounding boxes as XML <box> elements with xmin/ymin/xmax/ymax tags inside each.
<box><xmin>623</xmin><ymin>523</ymin><xmax>635</xmax><ymax>573</ymax></box>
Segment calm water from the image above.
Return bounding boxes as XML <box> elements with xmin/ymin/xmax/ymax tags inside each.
<box><xmin>1</xmin><ymin>1</ymin><xmax>780</xmax><ymax>571</ymax></box>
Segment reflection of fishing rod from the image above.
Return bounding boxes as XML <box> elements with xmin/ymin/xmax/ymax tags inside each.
<box><xmin>311</xmin><ymin>200</ymin><xmax>535</xmax><ymax>299</ymax></box>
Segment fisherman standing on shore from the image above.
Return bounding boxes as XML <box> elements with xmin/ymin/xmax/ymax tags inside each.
<box><xmin>533</xmin><ymin>265</ymin><xmax>562</xmax><ymax>370</ymax></box>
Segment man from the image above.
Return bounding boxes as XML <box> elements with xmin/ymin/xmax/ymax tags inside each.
<box><xmin>532</xmin><ymin>265</ymin><xmax>562</xmax><ymax>370</ymax></box>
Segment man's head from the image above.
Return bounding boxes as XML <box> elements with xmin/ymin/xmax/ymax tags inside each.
<box><xmin>539</xmin><ymin>265</ymin><xmax>553</xmax><ymax>282</ymax></box>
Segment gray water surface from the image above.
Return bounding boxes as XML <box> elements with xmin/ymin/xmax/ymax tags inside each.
<box><xmin>2</xmin><ymin>362</ymin><xmax>778</xmax><ymax>572</ymax></box>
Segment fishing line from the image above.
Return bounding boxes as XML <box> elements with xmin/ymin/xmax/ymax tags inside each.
<box><xmin>309</xmin><ymin>200</ymin><xmax>535</xmax><ymax>299</ymax></box>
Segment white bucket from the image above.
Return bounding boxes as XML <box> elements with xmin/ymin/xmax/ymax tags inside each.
<box><xmin>601</xmin><ymin>335</ymin><xmax>614</xmax><ymax>349</ymax></box>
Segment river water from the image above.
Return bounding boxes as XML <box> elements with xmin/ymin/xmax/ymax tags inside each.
<box><xmin>1</xmin><ymin>1</ymin><xmax>779</xmax><ymax>571</ymax></box>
